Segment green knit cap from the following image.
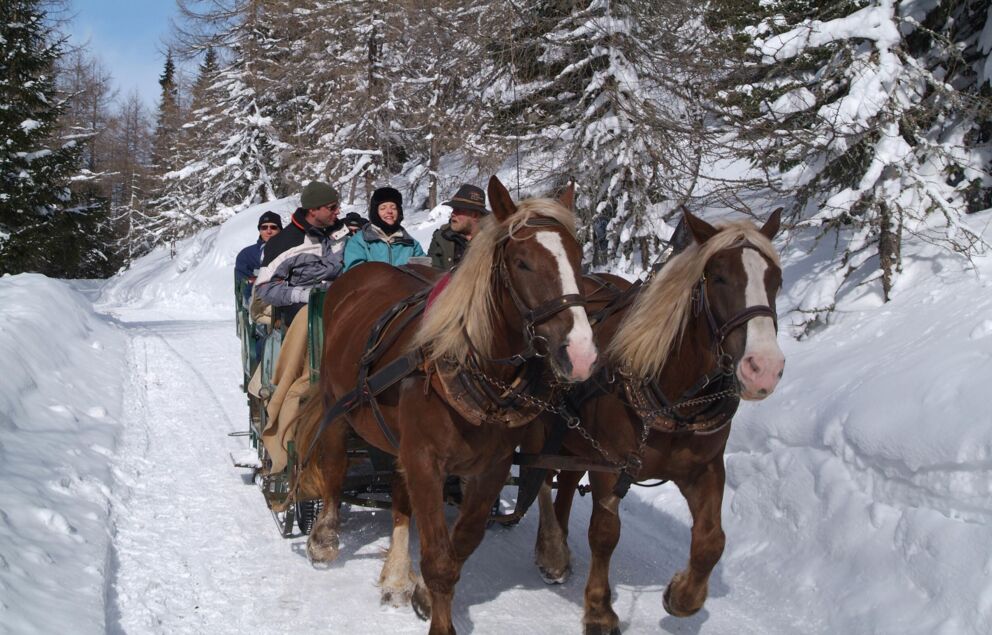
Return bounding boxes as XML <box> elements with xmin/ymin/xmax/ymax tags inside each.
<box><xmin>300</xmin><ymin>181</ymin><xmax>340</xmax><ymax>209</ymax></box>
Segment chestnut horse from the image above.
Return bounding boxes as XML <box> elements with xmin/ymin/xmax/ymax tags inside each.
<box><xmin>531</xmin><ymin>209</ymin><xmax>784</xmax><ymax>634</ymax></box>
<box><xmin>295</xmin><ymin>176</ymin><xmax>597</xmax><ymax>635</ymax></box>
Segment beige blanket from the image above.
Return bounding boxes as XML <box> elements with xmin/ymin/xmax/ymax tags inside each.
<box><xmin>262</xmin><ymin>306</ymin><xmax>311</xmax><ymax>473</ymax></box>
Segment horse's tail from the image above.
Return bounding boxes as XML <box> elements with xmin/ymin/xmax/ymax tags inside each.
<box><xmin>291</xmin><ymin>382</ymin><xmax>327</xmax><ymax>499</ymax></box>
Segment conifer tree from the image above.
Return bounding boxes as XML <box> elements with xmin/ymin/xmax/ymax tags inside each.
<box><xmin>152</xmin><ymin>50</ymin><xmax>182</xmax><ymax>176</ymax></box>
<box><xmin>0</xmin><ymin>0</ymin><xmax>92</xmax><ymax>276</ymax></box>
<box><xmin>397</xmin><ymin>2</ymin><xmax>494</xmax><ymax>208</ymax></box>
<box><xmin>710</xmin><ymin>0</ymin><xmax>992</xmax><ymax>324</ymax></box>
<box><xmin>494</xmin><ymin>0</ymin><xmax>693</xmax><ymax>268</ymax></box>
<box><xmin>166</xmin><ymin>0</ymin><xmax>284</xmax><ymax>224</ymax></box>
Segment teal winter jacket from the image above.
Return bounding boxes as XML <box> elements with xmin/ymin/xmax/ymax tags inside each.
<box><xmin>343</xmin><ymin>223</ymin><xmax>425</xmax><ymax>271</ymax></box>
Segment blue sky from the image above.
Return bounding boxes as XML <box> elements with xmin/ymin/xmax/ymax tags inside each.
<box><xmin>68</xmin><ymin>1</ymin><xmax>178</xmax><ymax>108</ymax></box>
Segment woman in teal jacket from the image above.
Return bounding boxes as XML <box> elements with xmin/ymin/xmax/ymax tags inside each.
<box><xmin>344</xmin><ymin>186</ymin><xmax>425</xmax><ymax>271</ymax></box>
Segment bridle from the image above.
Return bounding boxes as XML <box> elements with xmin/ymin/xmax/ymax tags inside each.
<box><xmin>622</xmin><ymin>240</ymin><xmax>781</xmax><ymax>433</ymax></box>
<box><xmin>692</xmin><ymin>242</ymin><xmax>779</xmax><ymax>369</ymax></box>
<box><xmin>481</xmin><ymin>217</ymin><xmax>585</xmax><ymax>368</ymax></box>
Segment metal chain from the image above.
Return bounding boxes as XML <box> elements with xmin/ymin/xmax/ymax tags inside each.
<box><xmin>666</xmin><ymin>387</ymin><xmax>738</xmax><ymax>412</ymax></box>
<box><xmin>462</xmin><ymin>365</ymin><xmax>645</xmax><ymax>471</ymax></box>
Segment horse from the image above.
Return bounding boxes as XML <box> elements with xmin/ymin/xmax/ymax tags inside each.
<box><xmin>530</xmin><ymin>209</ymin><xmax>784</xmax><ymax>634</ymax></box>
<box><xmin>295</xmin><ymin>175</ymin><xmax>598</xmax><ymax>635</ymax></box>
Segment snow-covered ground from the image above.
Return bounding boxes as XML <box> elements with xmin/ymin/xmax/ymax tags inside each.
<box><xmin>1</xmin><ymin>198</ymin><xmax>990</xmax><ymax>634</ymax></box>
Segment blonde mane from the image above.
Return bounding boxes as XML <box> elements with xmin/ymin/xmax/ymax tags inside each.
<box><xmin>414</xmin><ymin>198</ymin><xmax>576</xmax><ymax>362</ymax></box>
<box><xmin>608</xmin><ymin>220</ymin><xmax>780</xmax><ymax>378</ymax></box>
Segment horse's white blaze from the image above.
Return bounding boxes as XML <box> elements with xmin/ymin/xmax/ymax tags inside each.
<box><xmin>739</xmin><ymin>249</ymin><xmax>785</xmax><ymax>398</ymax></box>
<box><xmin>535</xmin><ymin>231</ymin><xmax>597</xmax><ymax>380</ymax></box>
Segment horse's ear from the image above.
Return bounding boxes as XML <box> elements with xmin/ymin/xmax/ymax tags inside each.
<box><xmin>557</xmin><ymin>182</ymin><xmax>575</xmax><ymax>211</ymax></box>
<box><xmin>488</xmin><ymin>175</ymin><xmax>517</xmax><ymax>222</ymax></box>
<box><xmin>669</xmin><ymin>211</ymin><xmax>692</xmax><ymax>254</ymax></box>
<box><xmin>683</xmin><ymin>209</ymin><xmax>719</xmax><ymax>245</ymax></box>
<box><xmin>760</xmin><ymin>207</ymin><xmax>783</xmax><ymax>240</ymax></box>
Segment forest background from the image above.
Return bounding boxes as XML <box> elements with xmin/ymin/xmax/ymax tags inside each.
<box><xmin>3</xmin><ymin>0</ymin><xmax>991</xmax><ymax>331</ymax></box>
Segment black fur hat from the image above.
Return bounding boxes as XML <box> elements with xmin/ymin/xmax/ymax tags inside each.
<box><xmin>369</xmin><ymin>187</ymin><xmax>404</xmax><ymax>231</ymax></box>
<box><xmin>343</xmin><ymin>211</ymin><xmax>367</xmax><ymax>229</ymax></box>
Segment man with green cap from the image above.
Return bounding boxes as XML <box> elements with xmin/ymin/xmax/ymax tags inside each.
<box><xmin>254</xmin><ymin>180</ymin><xmax>349</xmax><ymax>326</ymax></box>
<box><xmin>428</xmin><ymin>183</ymin><xmax>490</xmax><ymax>270</ymax></box>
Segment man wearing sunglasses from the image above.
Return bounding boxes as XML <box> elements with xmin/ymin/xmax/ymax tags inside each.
<box><xmin>252</xmin><ymin>181</ymin><xmax>350</xmax><ymax>472</ymax></box>
<box><xmin>235</xmin><ymin>211</ymin><xmax>283</xmax><ymax>306</ymax></box>
<box><xmin>254</xmin><ymin>181</ymin><xmax>349</xmax><ymax>326</ymax></box>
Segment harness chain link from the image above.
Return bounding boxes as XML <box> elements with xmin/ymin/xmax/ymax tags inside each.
<box><xmin>463</xmin><ymin>364</ymin><xmax>646</xmax><ymax>472</ymax></box>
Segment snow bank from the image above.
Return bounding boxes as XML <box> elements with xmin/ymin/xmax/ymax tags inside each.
<box><xmin>0</xmin><ymin>274</ymin><xmax>127</xmax><ymax>633</ymax></box>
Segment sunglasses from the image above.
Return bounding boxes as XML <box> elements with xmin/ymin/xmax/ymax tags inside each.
<box><xmin>259</xmin><ymin>224</ymin><xmax>280</xmax><ymax>230</ymax></box>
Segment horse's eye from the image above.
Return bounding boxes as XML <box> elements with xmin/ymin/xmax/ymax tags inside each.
<box><xmin>515</xmin><ymin>259</ymin><xmax>532</xmax><ymax>272</ymax></box>
<box><xmin>713</xmin><ymin>275</ymin><xmax>727</xmax><ymax>285</ymax></box>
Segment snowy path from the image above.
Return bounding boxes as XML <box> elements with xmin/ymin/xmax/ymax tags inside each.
<box><xmin>105</xmin><ymin>312</ymin><xmax>791</xmax><ymax>634</ymax></box>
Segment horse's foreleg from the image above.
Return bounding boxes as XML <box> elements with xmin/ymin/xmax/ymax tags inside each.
<box><xmin>450</xmin><ymin>458</ymin><xmax>512</xmax><ymax>563</ymax></box>
<box><xmin>535</xmin><ymin>479</ymin><xmax>571</xmax><ymax>584</ymax></box>
<box><xmin>305</xmin><ymin>418</ymin><xmax>349</xmax><ymax>563</ymax></box>
<box><xmin>403</xmin><ymin>450</ymin><xmax>457</xmax><ymax>635</ymax></box>
<box><xmin>379</xmin><ymin>470</ymin><xmax>429</xmax><ymax>609</ymax></box>
<box><xmin>554</xmin><ymin>469</ymin><xmax>583</xmax><ymax>538</ymax></box>
<box><xmin>583</xmin><ymin>471</ymin><xmax>622</xmax><ymax>635</ymax></box>
<box><xmin>663</xmin><ymin>459</ymin><xmax>726</xmax><ymax>617</ymax></box>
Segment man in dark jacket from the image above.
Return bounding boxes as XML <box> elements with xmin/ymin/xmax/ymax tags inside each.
<box><xmin>235</xmin><ymin>211</ymin><xmax>282</xmax><ymax>306</ymax></box>
<box><xmin>428</xmin><ymin>183</ymin><xmax>489</xmax><ymax>270</ymax></box>
<box><xmin>254</xmin><ymin>181</ymin><xmax>349</xmax><ymax>325</ymax></box>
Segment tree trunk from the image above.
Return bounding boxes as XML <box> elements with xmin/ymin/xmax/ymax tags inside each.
<box><xmin>878</xmin><ymin>200</ymin><xmax>900</xmax><ymax>302</ymax></box>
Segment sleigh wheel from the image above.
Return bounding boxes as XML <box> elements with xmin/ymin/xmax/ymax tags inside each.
<box><xmin>296</xmin><ymin>499</ymin><xmax>323</xmax><ymax>535</ymax></box>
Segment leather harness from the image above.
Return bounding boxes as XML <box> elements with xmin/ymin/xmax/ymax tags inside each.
<box><xmin>302</xmin><ymin>218</ymin><xmax>584</xmax><ymax>464</ymax></box>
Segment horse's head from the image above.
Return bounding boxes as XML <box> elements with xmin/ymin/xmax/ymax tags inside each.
<box><xmin>488</xmin><ymin>176</ymin><xmax>597</xmax><ymax>383</ymax></box>
<box><xmin>684</xmin><ymin>209</ymin><xmax>785</xmax><ymax>400</ymax></box>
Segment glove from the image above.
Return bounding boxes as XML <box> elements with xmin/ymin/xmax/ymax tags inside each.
<box><xmin>289</xmin><ymin>286</ymin><xmax>310</xmax><ymax>304</ymax></box>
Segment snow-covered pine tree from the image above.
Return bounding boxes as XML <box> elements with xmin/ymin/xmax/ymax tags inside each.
<box><xmin>710</xmin><ymin>0</ymin><xmax>992</xmax><ymax>327</ymax></box>
<box><xmin>257</xmin><ymin>0</ymin><xmax>332</xmax><ymax>189</ymax></box>
<box><xmin>105</xmin><ymin>91</ymin><xmax>155</xmax><ymax>266</ymax></box>
<box><xmin>152</xmin><ymin>50</ymin><xmax>182</xmax><ymax>177</ymax></box>
<box><xmin>396</xmin><ymin>1</ymin><xmax>496</xmax><ymax>208</ymax></box>
<box><xmin>164</xmin><ymin>0</ymin><xmax>285</xmax><ymax>229</ymax></box>
<box><xmin>161</xmin><ymin>46</ymin><xmax>222</xmax><ymax>226</ymax></box>
<box><xmin>310</xmin><ymin>0</ymin><xmax>407</xmax><ymax>203</ymax></box>
<box><xmin>493</xmin><ymin>0</ymin><xmax>694</xmax><ymax>270</ymax></box>
<box><xmin>146</xmin><ymin>50</ymin><xmax>190</xmax><ymax>257</ymax></box>
<box><xmin>0</xmin><ymin>0</ymin><xmax>97</xmax><ymax>276</ymax></box>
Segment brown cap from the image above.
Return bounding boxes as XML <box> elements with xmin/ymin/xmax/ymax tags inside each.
<box><xmin>443</xmin><ymin>183</ymin><xmax>488</xmax><ymax>215</ymax></box>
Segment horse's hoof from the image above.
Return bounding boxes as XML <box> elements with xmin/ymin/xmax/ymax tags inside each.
<box><xmin>306</xmin><ymin>530</ymin><xmax>340</xmax><ymax>564</ymax></box>
<box><xmin>539</xmin><ymin>563</ymin><xmax>571</xmax><ymax>585</ymax></box>
<box><xmin>662</xmin><ymin>583</ymin><xmax>702</xmax><ymax>618</ymax></box>
<box><xmin>380</xmin><ymin>584</ymin><xmax>413</xmax><ymax>608</ymax></box>
<box><xmin>411</xmin><ymin>583</ymin><xmax>432</xmax><ymax>621</ymax></box>
<box><xmin>583</xmin><ymin>624</ymin><xmax>621</xmax><ymax>635</ymax></box>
